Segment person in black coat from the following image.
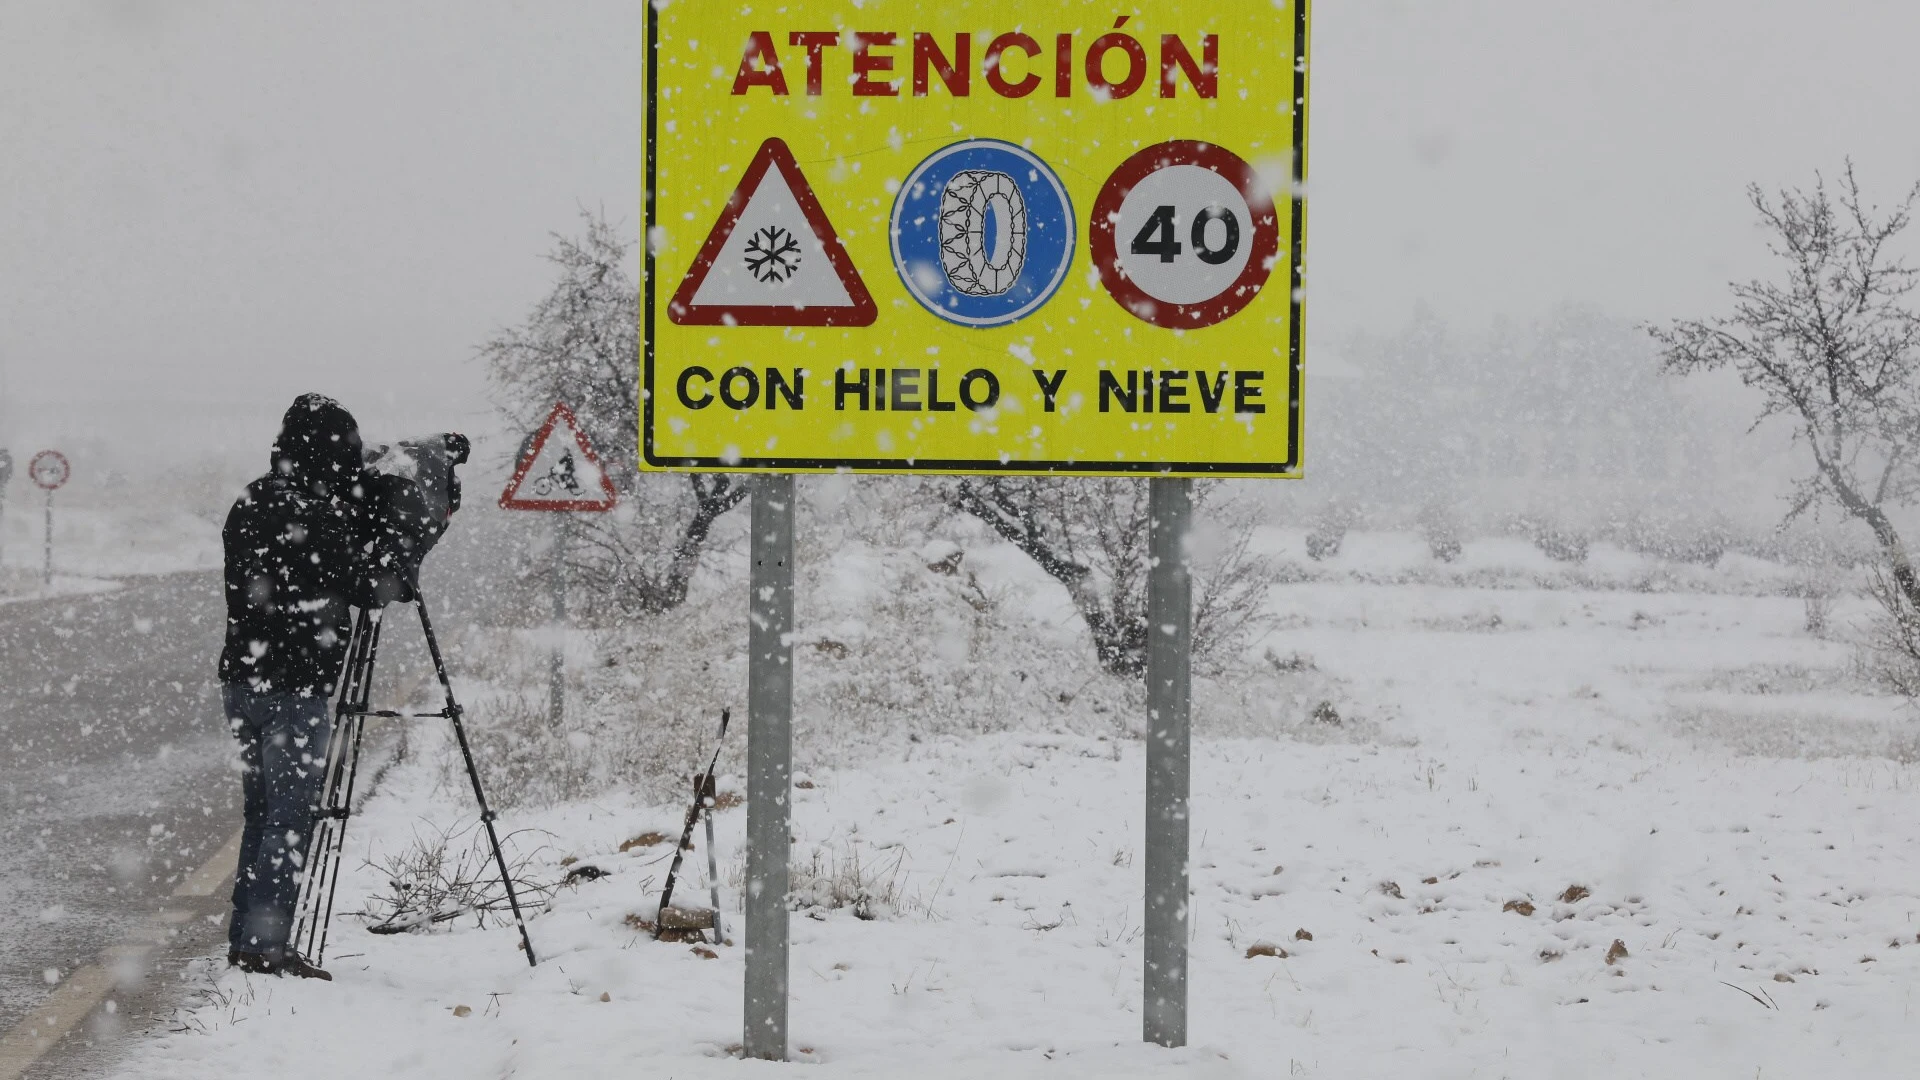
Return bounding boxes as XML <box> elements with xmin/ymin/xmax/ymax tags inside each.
<box><xmin>218</xmin><ymin>393</ymin><xmax>370</xmax><ymax>980</ymax></box>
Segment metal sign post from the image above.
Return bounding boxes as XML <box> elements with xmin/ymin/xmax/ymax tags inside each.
<box><xmin>28</xmin><ymin>450</ymin><xmax>70</xmax><ymax>587</ymax></box>
<box><xmin>743</xmin><ymin>474</ymin><xmax>794</xmax><ymax>1061</ymax></box>
<box><xmin>0</xmin><ymin>448</ymin><xmax>12</xmax><ymax>567</ymax></box>
<box><xmin>549</xmin><ymin>516</ymin><xmax>567</xmax><ymax>727</ymax></box>
<box><xmin>1143</xmin><ymin>478</ymin><xmax>1193</xmax><ymax>1046</ymax></box>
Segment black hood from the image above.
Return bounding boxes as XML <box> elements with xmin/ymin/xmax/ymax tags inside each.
<box><xmin>271</xmin><ymin>393</ymin><xmax>363</xmax><ymax>496</ymax></box>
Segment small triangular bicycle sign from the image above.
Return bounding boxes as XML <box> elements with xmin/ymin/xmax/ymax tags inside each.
<box><xmin>499</xmin><ymin>403</ymin><xmax>618</xmax><ymax>512</ymax></box>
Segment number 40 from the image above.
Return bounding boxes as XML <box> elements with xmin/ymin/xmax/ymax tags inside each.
<box><xmin>1130</xmin><ymin>205</ymin><xmax>1241</xmax><ymax>266</ymax></box>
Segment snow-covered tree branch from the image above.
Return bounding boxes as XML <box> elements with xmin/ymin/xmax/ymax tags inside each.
<box><xmin>950</xmin><ymin>476</ymin><xmax>1271</xmax><ymax>679</ymax></box>
<box><xmin>1651</xmin><ymin>165</ymin><xmax>1920</xmax><ymax>608</ymax></box>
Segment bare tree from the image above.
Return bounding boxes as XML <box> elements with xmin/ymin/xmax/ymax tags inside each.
<box><xmin>1650</xmin><ymin>166</ymin><xmax>1920</xmax><ymax>604</ymax></box>
<box><xmin>482</xmin><ymin>211</ymin><xmax>747</xmax><ymax>616</ymax></box>
<box><xmin>950</xmin><ymin>477</ymin><xmax>1271</xmax><ymax>679</ymax></box>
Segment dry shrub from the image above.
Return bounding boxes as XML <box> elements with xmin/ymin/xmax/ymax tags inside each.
<box><xmin>1861</xmin><ymin>563</ymin><xmax>1920</xmax><ymax>696</ymax></box>
<box><xmin>786</xmin><ymin>842</ymin><xmax>908</xmax><ymax>921</ymax></box>
<box><xmin>1797</xmin><ymin>571</ymin><xmax>1837</xmax><ymax>636</ymax></box>
<box><xmin>449</xmin><ymin>597</ymin><xmax>741</xmax><ymax>807</ymax></box>
<box><xmin>359</xmin><ymin>820</ymin><xmax>556</xmax><ymax>934</ymax></box>
<box><xmin>1417</xmin><ymin>503</ymin><xmax>1463</xmax><ymax>562</ymax></box>
<box><xmin>1515</xmin><ymin>514</ymin><xmax>1590</xmax><ymax>563</ymax></box>
<box><xmin>1305</xmin><ymin>501</ymin><xmax>1353</xmax><ymax>561</ymax></box>
<box><xmin>947</xmin><ymin>476</ymin><xmax>1278</xmax><ymax>678</ymax></box>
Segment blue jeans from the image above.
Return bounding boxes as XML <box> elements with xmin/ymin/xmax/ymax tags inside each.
<box><xmin>223</xmin><ymin>684</ymin><xmax>332</xmax><ymax>957</ymax></box>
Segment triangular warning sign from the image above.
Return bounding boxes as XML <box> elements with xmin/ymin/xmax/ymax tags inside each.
<box><xmin>668</xmin><ymin>138</ymin><xmax>878</xmax><ymax>327</ymax></box>
<box><xmin>499</xmin><ymin>403</ymin><xmax>619</xmax><ymax>512</ymax></box>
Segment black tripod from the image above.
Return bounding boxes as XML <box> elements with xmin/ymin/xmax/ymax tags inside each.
<box><xmin>289</xmin><ymin>593</ymin><xmax>538</xmax><ymax>967</ymax></box>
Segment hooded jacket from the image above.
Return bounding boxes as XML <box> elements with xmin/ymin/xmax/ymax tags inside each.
<box><xmin>217</xmin><ymin>394</ymin><xmax>369</xmax><ymax>696</ymax></box>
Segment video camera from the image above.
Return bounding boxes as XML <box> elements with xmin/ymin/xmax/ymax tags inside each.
<box><xmin>359</xmin><ymin>432</ymin><xmax>469</xmax><ymax>606</ymax></box>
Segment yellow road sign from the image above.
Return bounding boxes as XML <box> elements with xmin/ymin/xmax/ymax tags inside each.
<box><xmin>643</xmin><ymin>1</ymin><xmax>1309</xmax><ymax>477</ymax></box>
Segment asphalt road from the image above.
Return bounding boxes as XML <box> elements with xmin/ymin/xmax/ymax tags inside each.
<box><xmin>0</xmin><ymin>572</ymin><xmax>240</xmax><ymax>1076</ymax></box>
<box><xmin>0</xmin><ymin>517</ymin><xmax>511</xmax><ymax>1078</ymax></box>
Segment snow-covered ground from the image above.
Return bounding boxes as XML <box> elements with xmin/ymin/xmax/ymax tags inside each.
<box><xmin>0</xmin><ymin>497</ymin><xmax>218</xmax><ymax>598</ymax></box>
<box><xmin>123</xmin><ymin>535</ymin><xmax>1920</xmax><ymax>1078</ymax></box>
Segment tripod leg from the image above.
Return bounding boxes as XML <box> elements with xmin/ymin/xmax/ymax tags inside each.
<box><xmin>416</xmin><ymin>595</ymin><xmax>539</xmax><ymax>966</ymax></box>
<box><xmin>311</xmin><ymin>710</ymin><xmax>368</xmax><ymax>965</ymax></box>
<box><xmin>660</xmin><ymin>714</ymin><xmax>729</xmax><ymax>942</ymax></box>
<box><xmin>293</xmin><ymin>609</ymin><xmax>379</xmax><ymax>963</ymax></box>
<box><xmin>334</xmin><ymin>611</ymin><xmax>383</xmax><ymax>816</ymax></box>
<box><xmin>292</xmin><ymin>817</ymin><xmax>337</xmax><ymax>959</ymax></box>
<box><xmin>655</xmin><ymin>781</ymin><xmax>703</xmax><ymax>938</ymax></box>
<box><xmin>316</xmin><ymin>612</ymin><xmax>384</xmax><ymax>962</ymax></box>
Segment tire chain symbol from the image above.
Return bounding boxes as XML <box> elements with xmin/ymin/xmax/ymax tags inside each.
<box><xmin>939</xmin><ymin>170</ymin><xmax>1028</xmax><ymax>297</ymax></box>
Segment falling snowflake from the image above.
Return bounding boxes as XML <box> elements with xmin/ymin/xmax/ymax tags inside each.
<box><xmin>743</xmin><ymin>225</ymin><xmax>802</xmax><ymax>283</ymax></box>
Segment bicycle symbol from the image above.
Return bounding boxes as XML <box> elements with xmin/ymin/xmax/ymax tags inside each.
<box><xmin>531</xmin><ymin>451</ymin><xmax>585</xmax><ymax>498</ymax></box>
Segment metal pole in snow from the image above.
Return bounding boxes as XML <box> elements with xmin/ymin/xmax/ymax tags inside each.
<box><xmin>0</xmin><ymin>450</ymin><xmax>9</xmax><ymax>569</ymax></box>
<box><xmin>704</xmin><ymin>802</ymin><xmax>725</xmax><ymax>946</ymax></box>
<box><xmin>549</xmin><ymin>514</ymin><xmax>566</xmax><ymax>727</ymax></box>
<box><xmin>43</xmin><ymin>488</ymin><xmax>53</xmax><ymax>587</ymax></box>
<box><xmin>743</xmin><ymin>473</ymin><xmax>793</xmax><ymax>1061</ymax></box>
<box><xmin>1143</xmin><ymin>476</ymin><xmax>1192</xmax><ymax>1047</ymax></box>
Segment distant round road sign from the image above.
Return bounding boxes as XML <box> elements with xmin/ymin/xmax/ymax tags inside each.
<box><xmin>29</xmin><ymin>450</ymin><xmax>69</xmax><ymax>491</ymax></box>
<box><xmin>890</xmin><ymin>139</ymin><xmax>1075</xmax><ymax>328</ymax></box>
<box><xmin>1090</xmin><ymin>140</ymin><xmax>1281</xmax><ymax>330</ymax></box>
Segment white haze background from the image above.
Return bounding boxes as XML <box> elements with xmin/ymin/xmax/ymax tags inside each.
<box><xmin>3</xmin><ymin>0</ymin><xmax>1919</xmax><ymax>524</ymax></box>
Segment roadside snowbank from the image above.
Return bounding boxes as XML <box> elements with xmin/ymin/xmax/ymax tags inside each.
<box><xmin>1253</xmin><ymin>527</ymin><xmax>1822</xmax><ymax>596</ymax></box>
<box><xmin>0</xmin><ymin>502</ymin><xmax>216</xmax><ymax>597</ymax></box>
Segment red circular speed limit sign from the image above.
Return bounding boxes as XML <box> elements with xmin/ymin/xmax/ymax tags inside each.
<box><xmin>1090</xmin><ymin>140</ymin><xmax>1281</xmax><ymax>330</ymax></box>
<box><xmin>29</xmin><ymin>450</ymin><xmax>70</xmax><ymax>491</ymax></box>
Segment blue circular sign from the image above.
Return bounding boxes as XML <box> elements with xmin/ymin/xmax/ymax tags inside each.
<box><xmin>890</xmin><ymin>140</ymin><xmax>1075</xmax><ymax>328</ymax></box>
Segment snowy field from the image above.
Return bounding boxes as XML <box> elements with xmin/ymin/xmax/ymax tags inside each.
<box><xmin>0</xmin><ymin>496</ymin><xmax>218</xmax><ymax>598</ymax></box>
<box><xmin>123</xmin><ymin>532</ymin><xmax>1920</xmax><ymax>1078</ymax></box>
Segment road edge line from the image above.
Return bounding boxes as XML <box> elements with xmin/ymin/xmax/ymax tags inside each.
<box><xmin>0</xmin><ymin>826</ymin><xmax>242</xmax><ymax>1080</ymax></box>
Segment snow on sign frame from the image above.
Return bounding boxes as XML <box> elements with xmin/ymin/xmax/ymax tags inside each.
<box><xmin>499</xmin><ymin>403</ymin><xmax>618</xmax><ymax>512</ymax></box>
<box><xmin>642</xmin><ymin>0</ymin><xmax>1310</xmax><ymax>478</ymax></box>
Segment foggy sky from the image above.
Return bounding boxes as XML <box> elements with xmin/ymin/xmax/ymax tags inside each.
<box><xmin>4</xmin><ymin>0</ymin><xmax>1920</xmax><ymax>472</ymax></box>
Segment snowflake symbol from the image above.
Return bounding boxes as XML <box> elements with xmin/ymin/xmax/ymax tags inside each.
<box><xmin>743</xmin><ymin>225</ymin><xmax>803</xmax><ymax>283</ymax></box>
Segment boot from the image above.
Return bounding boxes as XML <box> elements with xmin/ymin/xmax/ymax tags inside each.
<box><xmin>229</xmin><ymin>949</ymin><xmax>279</xmax><ymax>974</ymax></box>
<box><xmin>277</xmin><ymin>954</ymin><xmax>333</xmax><ymax>982</ymax></box>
